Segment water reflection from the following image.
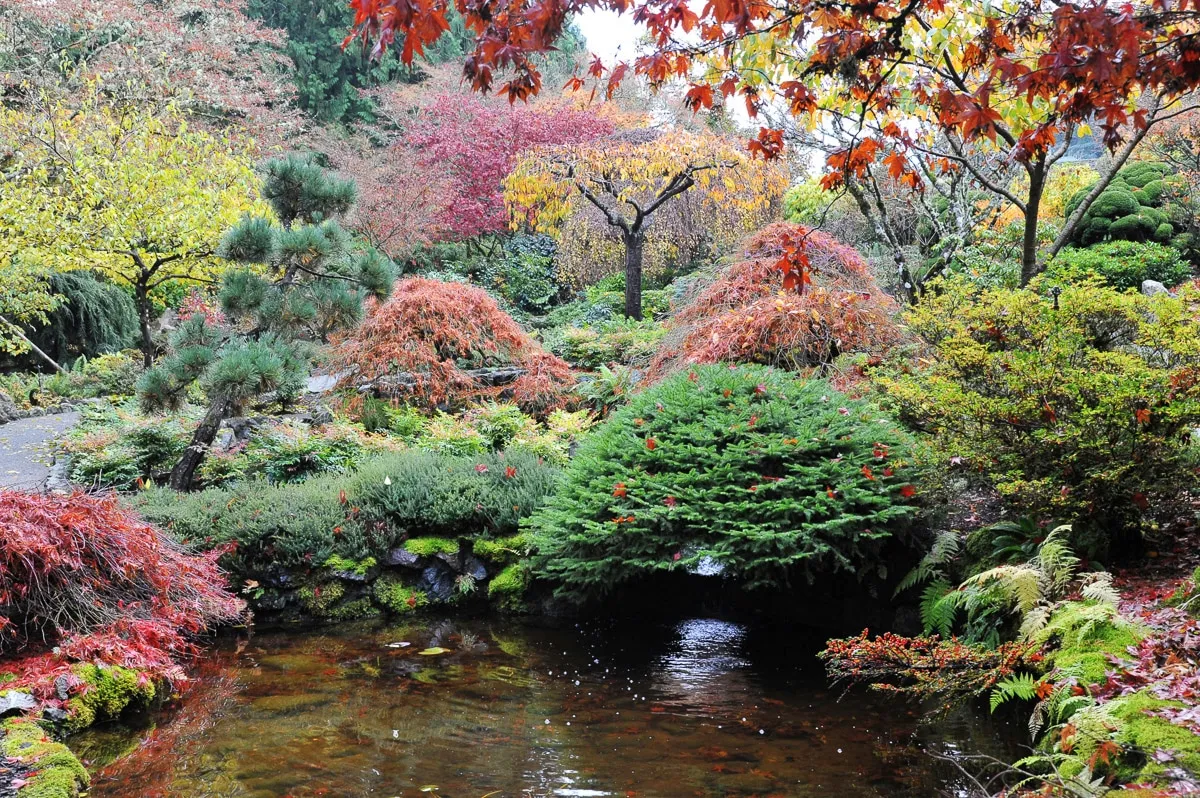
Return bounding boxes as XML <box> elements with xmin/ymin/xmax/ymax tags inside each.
<box><xmin>71</xmin><ymin>617</ymin><xmax>1020</xmax><ymax>797</ymax></box>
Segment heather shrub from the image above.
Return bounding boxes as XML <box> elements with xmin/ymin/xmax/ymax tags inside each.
<box><xmin>648</xmin><ymin>223</ymin><xmax>902</xmax><ymax>380</ymax></box>
<box><xmin>0</xmin><ymin>491</ymin><xmax>244</xmax><ymax>693</ymax></box>
<box><xmin>873</xmin><ymin>276</ymin><xmax>1200</xmax><ymax>550</ymax></box>
<box><xmin>336</xmin><ymin>277</ymin><xmax>574</xmax><ymax>415</ymax></box>
<box><xmin>131</xmin><ymin>475</ymin><xmax>361</xmax><ymax>578</ymax></box>
<box><xmin>526</xmin><ymin>364</ymin><xmax>919</xmax><ymax>603</ymax></box>
<box><xmin>555</xmin><ymin>317</ymin><xmax>667</xmax><ymax>369</ymax></box>
<box><xmin>354</xmin><ymin>449</ymin><xmax>562</xmax><ymax>540</ymax></box>
<box><xmin>1050</xmin><ymin>241</ymin><xmax>1192</xmax><ymax>290</ymax></box>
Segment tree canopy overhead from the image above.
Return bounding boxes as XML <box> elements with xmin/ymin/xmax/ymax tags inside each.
<box><xmin>345</xmin><ymin>0</ymin><xmax>1200</xmax><ymax>284</ymax></box>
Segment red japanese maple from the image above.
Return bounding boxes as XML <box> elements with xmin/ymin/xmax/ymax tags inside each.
<box><xmin>0</xmin><ymin>491</ymin><xmax>244</xmax><ymax>696</ymax></box>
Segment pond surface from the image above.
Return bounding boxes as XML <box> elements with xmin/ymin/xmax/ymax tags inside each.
<box><xmin>70</xmin><ymin>617</ymin><xmax>1020</xmax><ymax>797</ymax></box>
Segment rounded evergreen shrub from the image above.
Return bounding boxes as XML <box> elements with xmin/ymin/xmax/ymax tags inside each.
<box><xmin>1050</xmin><ymin>241</ymin><xmax>1192</xmax><ymax>290</ymax></box>
<box><xmin>526</xmin><ymin>364</ymin><xmax>918</xmax><ymax>602</ymax></box>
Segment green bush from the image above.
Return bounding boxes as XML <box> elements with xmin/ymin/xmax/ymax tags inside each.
<box><xmin>129</xmin><ymin>474</ymin><xmax>361</xmax><ymax>579</ymax></box>
<box><xmin>554</xmin><ymin>317</ymin><xmax>667</xmax><ymax>369</ymax></box>
<box><xmin>354</xmin><ymin>449</ymin><xmax>561</xmax><ymax>540</ymax></box>
<box><xmin>874</xmin><ymin>276</ymin><xmax>1200</xmax><ymax>550</ymax></box>
<box><xmin>1050</xmin><ymin>241</ymin><xmax>1192</xmax><ymax>290</ymax></box>
<box><xmin>1066</xmin><ymin>162</ymin><xmax>1192</xmax><ymax>254</ymax></box>
<box><xmin>526</xmin><ymin>364</ymin><xmax>918</xmax><ymax>603</ymax></box>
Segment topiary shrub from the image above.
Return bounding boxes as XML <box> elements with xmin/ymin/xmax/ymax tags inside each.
<box><xmin>1066</xmin><ymin>162</ymin><xmax>1191</xmax><ymax>252</ymax></box>
<box><xmin>873</xmin><ymin>275</ymin><xmax>1200</xmax><ymax>552</ymax></box>
<box><xmin>648</xmin><ymin>223</ymin><xmax>902</xmax><ymax>381</ymax></box>
<box><xmin>1050</xmin><ymin>240</ymin><xmax>1193</xmax><ymax>290</ymax></box>
<box><xmin>336</xmin><ymin>277</ymin><xmax>574</xmax><ymax>415</ymax></box>
<box><xmin>525</xmin><ymin>364</ymin><xmax>918</xmax><ymax>603</ymax></box>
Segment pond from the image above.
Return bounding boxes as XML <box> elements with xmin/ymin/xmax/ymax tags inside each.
<box><xmin>69</xmin><ymin>617</ymin><xmax>1021</xmax><ymax>797</ymax></box>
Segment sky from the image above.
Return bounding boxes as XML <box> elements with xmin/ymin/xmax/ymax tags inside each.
<box><xmin>575</xmin><ymin>10</ymin><xmax>643</xmax><ymax>63</ymax></box>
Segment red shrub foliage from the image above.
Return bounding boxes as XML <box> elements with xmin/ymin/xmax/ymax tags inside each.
<box><xmin>0</xmin><ymin>491</ymin><xmax>244</xmax><ymax>694</ymax></box>
<box><xmin>648</xmin><ymin>222</ymin><xmax>902</xmax><ymax>383</ymax></box>
<box><xmin>337</xmin><ymin>277</ymin><xmax>574</xmax><ymax>414</ymax></box>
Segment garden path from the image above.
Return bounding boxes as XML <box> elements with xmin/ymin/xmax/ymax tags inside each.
<box><xmin>0</xmin><ymin>412</ymin><xmax>78</xmax><ymax>490</ymax></box>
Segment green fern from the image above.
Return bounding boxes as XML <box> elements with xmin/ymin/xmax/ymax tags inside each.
<box><xmin>919</xmin><ymin>578</ymin><xmax>958</xmax><ymax>637</ymax></box>
<box><xmin>990</xmin><ymin>672</ymin><xmax>1039</xmax><ymax>713</ymax></box>
<box><xmin>894</xmin><ymin>529</ymin><xmax>960</xmax><ymax>597</ymax></box>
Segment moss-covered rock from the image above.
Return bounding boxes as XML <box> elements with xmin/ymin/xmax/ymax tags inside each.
<box><xmin>371</xmin><ymin>574</ymin><xmax>429</xmax><ymax>614</ymax></box>
<box><xmin>472</xmin><ymin>533</ymin><xmax>532</xmax><ymax>565</ymax></box>
<box><xmin>403</xmin><ymin>537</ymin><xmax>460</xmax><ymax>557</ymax></box>
<box><xmin>65</xmin><ymin>663</ymin><xmax>157</xmax><ymax>733</ymax></box>
<box><xmin>1110</xmin><ymin>690</ymin><xmax>1200</xmax><ymax>782</ymax></box>
<box><xmin>1</xmin><ymin>717</ymin><xmax>88</xmax><ymax>798</ymax></box>
<box><xmin>488</xmin><ymin>563</ymin><xmax>529</xmax><ymax>611</ymax></box>
<box><xmin>1031</xmin><ymin>601</ymin><xmax>1144</xmax><ymax>686</ymax></box>
<box><xmin>297</xmin><ymin>580</ymin><xmax>346</xmax><ymax>615</ymax></box>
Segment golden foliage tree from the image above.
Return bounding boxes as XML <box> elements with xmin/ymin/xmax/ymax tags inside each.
<box><xmin>0</xmin><ymin>94</ymin><xmax>270</xmax><ymax>365</ymax></box>
<box><xmin>504</xmin><ymin>129</ymin><xmax>786</xmax><ymax>319</ymax></box>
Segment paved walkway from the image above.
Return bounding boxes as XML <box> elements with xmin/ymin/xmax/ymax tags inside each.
<box><xmin>0</xmin><ymin>412</ymin><xmax>78</xmax><ymax>490</ymax></box>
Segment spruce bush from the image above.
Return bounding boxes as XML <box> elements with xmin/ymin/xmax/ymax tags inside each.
<box><xmin>526</xmin><ymin>364</ymin><xmax>918</xmax><ymax>602</ymax></box>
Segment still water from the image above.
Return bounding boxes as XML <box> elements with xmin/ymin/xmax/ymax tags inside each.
<box><xmin>70</xmin><ymin>617</ymin><xmax>1019</xmax><ymax>797</ymax></box>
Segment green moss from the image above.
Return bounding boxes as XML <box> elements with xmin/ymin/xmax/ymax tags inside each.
<box><xmin>297</xmin><ymin>580</ymin><xmax>346</xmax><ymax>615</ymax></box>
<box><xmin>403</xmin><ymin>537</ymin><xmax>460</xmax><ymax>557</ymax></box>
<box><xmin>1032</xmin><ymin>602</ymin><xmax>1144</xmax><ymax>686</ymax></box>
<box><xmin>473</xmin><ymin>533</ymin><xmax>531</xmax><ymax>565</ymax></box>
<box><xmin>322</xmin><ymin>554</ymin><xmax>377</xmax><ymax>576</ymax></box>
<box><xmin>65</xmin><ymin>663</ymin><xmax>157</xmax><ymax>732</ymax></box>
<box><xmin>487</xmin><ymin>564</ymin><xmax>529</xmax><ymax>610</ymax></box>
<box><xmin>1110</xmin><ymin>691</ymin><xmax>1200</xmax><ymax>781</ymax></box>
<box><xmin>1</xmin><ymin>718</ymin><xmax>89</xmax><ymax>798</ymax></box>
<box><xmin>325</xmin><ymin>597</ymin><xmax>378</xmax><ymax>621</ymax></box>
<box><xmin>371</xmin><ymin>575</ymin><xmax>429</xmax><ymax>614</ymax></box>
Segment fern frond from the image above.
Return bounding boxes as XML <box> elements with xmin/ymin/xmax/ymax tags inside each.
<box><xmin>990</xmin><ymin>672</ymin><xmax>1038</xmax><ymax>713</ymax></box>
<box><xmin>1019</xmin><ymin>604</ymin><xmax>1053</xmax><ymax>641</ymax></box>
<box><xmin>920</xmin><ymin>578</ymin><xmax>960</xmax><ymax>637</ymax></box>
<box><xmin>894</xmin><ymin>530</ymin><xmax>960</xmax><ymax>597</ymax></box>
<box><xmin>1080</xmin><ymin>572</ymin><xmax>1119</xmax><ymax>607</ymax></box>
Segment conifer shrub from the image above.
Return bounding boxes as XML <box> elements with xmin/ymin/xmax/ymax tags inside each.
<box><xmin>648</xmin><ymin>223</ymin><xmax>902</xmax><ymax>380</ymax></box>
<box><xmin>525</xmin><ymin>364</ymin><xmax>918</xmax><ymax>603</ymax></box>
<box><xmin>0</xmin><ymin>491</ymin><xmax>244</xmax><ymax>698</ymax></box>
<box><xmin>1050</xmin><ymin>240</ymin><xmax>1192</xmax><ymax>290</ymax></box>
<box><xmin>336</xmin><ymin>277</ymin><xmax>574</xmax><ymax>415</ymax></box>
<box><xmin>874</xmin><ymin>275</ymin><xmax>1200</xmax><ymax>549</ymax></box>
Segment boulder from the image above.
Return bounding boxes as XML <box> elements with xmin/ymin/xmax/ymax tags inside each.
<box><xmin>463</xmin><ymin>555</ymin><xmax>489</xmax><ymax>582</ymax></box>
<box><xmin>1142</xmin><ymin>279</ymin><xmax>1170</xmax><ymax>296</ymax></box>
<box><xmin>0</xmin><ymin>391</ymin><xmax>19</xmax><ymax>424</ymax></box>
<box><xmin>417</xmin><ymin>563</ymin><xmax>457</xmax><ymax>603</ymax></box>
<box><xmin>386</xmin><ymin>548</ymin><xmax>424</xmax><ymax>569</ymax></box>
<box><xmin>0</xmin><ymin>691</ymin><xmax>37</xmax><ymax>717</ymax></box>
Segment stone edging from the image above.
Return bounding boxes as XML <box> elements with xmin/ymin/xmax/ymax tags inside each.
<box><xmin>0</xmin><ymin>398</ymin><xmax>105</xmax><ymax>428</ymax></box>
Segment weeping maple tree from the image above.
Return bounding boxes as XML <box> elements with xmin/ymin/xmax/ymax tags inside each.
<box><xmin>344</xmin><ymin>0</ymin><xmax>1200</xmax><ymax>286</ymax></box>
<box><xmin>138</xmin><ymin>156</ymin><xmax>396</xmax><ymax>490</ymax></box>
<box><xmin>505</xmin><ymin>129</ymin><xmax>786</xmax><ymax>319</ymax></box>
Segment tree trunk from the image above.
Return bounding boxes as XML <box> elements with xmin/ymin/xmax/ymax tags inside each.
<box><xmin>169</xmin><ymin>396</ymin><xmax>233</xmax><ymax>491</ymax></box>
<box><xmin>622</xmin><ymin>230</ymin><xmax>645</xmax><ymax>320</ymax></box>
<box><xmin>0</xmin><ymin>314</ymin><xmax>66</xmax><ymax>374</ymax></box>
<box><xmin>1019</xmin><ymin>162</ymin><xmax>1048</xmax><ymax>287</ymax></box>
<box><xmin>135</xmin><ymin>280</ymin><xmax>155</xmax><ymax>368</ymax></box>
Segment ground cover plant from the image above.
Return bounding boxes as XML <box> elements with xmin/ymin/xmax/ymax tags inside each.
<box><xmin>526</xmin><ymin>363</ymin><xmax>919</xmax><ymax>603</ymax></box>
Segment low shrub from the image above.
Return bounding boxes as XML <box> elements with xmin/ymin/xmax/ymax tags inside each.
<box><xmin>133</xmin><ymin>448</ymin><xmax>562</xmax><ymax>580</ymax></box>
<box><xmin>554</xmin><ymin>317</ymin><xmax>667</xmax><ymax>369</ymax></box>
<box><xmin>0</xmin><ymin>491</ymin><xmax>244</xmax><ymax>696</ymax></box>
<box><xmin>874</xmin><ymin>275</ymin><xmax>1200</xmax><ymax>550</ymax></box>
<box><xmin>648</xmin><ymin>223</ymin><xmax>902</xmax><ymax>380</ymax></box>
<box><xmin>526</xmin><ymin>364</ymin><xmax>918</xmax><ymax>603</ymax></box>
<box><xmin>1050</xmin><ymin>241</ymin><xmax>1192</xmax><ymax>290</ymax></box>
<box><xmin>354</xmin><ymin>449</ymin><xmax>562</xmax><ymax>540</ymax></box>
<box><xmin>63</xmin><ymin>405</ymin><xmax>193</xmax><ymax>490</ymax></box>
<box><xmin>335</xmin><ymin>277</ymin><xmax>574</xmax><ymax>415</ymax></box>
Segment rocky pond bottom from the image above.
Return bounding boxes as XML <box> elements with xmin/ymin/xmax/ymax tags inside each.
<box><xmin>68</xmin><ymin>617</ymin><xmax>1021</xmax><ymax>797</ymax></box>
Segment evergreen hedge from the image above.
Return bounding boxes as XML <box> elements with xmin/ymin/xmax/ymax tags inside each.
<box><xmin>526</xmin><ymin>364</ymin><xmax>918</xmax><ymax>602</ymax></box>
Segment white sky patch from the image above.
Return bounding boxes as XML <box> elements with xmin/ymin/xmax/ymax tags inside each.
<box><xmin>575</xmin><ymin>10</ymin><xmax>643</xmax><ymax>64</ymax></box>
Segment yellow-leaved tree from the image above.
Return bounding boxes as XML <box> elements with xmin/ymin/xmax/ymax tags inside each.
<box><xmin>0</xmin><ymin>94</ymin><xmax>270</xmax><ymax>365</ymax></box>
<box><xmin>504</xmin><ymin>129</ymin><xmax>787</xmax><ymax>319</ymax></box>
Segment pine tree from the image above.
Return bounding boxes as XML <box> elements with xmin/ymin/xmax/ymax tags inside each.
<box><xmin>138</xmin><ymin>156</ymin><xmax>396</xmax><ymax>490</ymax></box>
